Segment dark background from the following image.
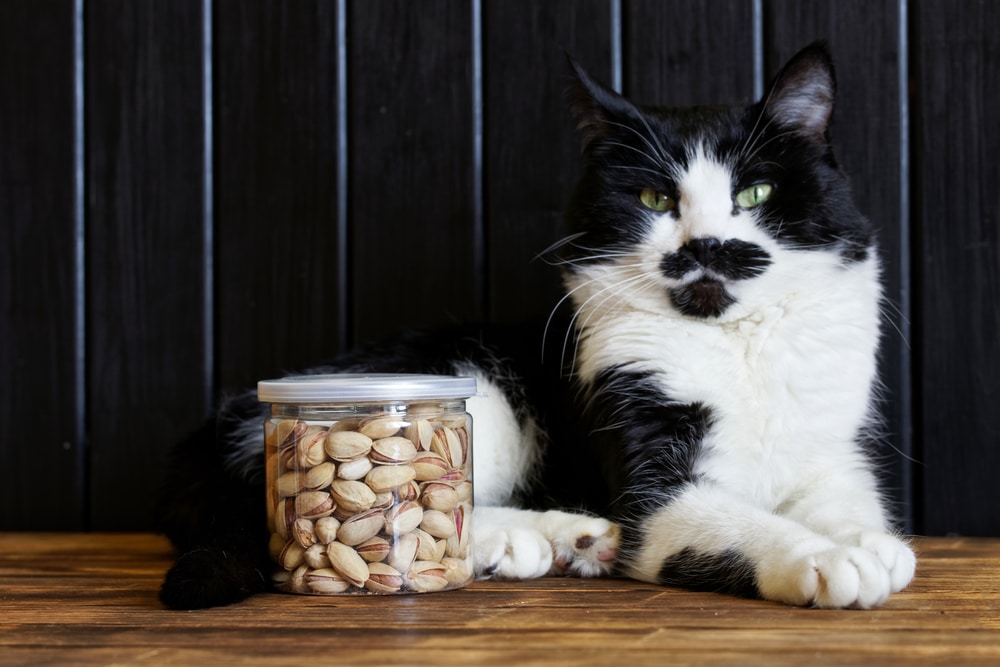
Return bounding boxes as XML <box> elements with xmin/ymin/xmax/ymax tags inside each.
<box><xmin>2</xmin><ymin>0</ymin><xmax>997</xmax><ymax>536</ymax></box>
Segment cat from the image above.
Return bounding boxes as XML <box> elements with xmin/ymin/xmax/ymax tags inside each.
<box><xmin>156</xmin><ymin>41</ymin><xmax>915</xmax><ymax>610</ymax></box>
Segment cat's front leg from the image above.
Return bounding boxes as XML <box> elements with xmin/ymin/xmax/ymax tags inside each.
<box><xmin>624</xmin><ymin>484</ymin><xmax>909</xmax><ymax>608</ymax></box>
<box><xmin>472</xmin><ymin>506</ymin><xmax>619</xmax><ymax>579</ymax></box>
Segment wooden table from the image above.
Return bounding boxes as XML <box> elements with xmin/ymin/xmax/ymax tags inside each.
<box><xmin>1</xmin><ymin>533</ymin><xmax>998</xmax><ymax>666</ymax></box>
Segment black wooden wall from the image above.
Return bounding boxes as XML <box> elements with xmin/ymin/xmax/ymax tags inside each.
<box><xmin>2</xmin><ymin>1</ymin><xmax>997</xmax><ymax>536</ymax></box>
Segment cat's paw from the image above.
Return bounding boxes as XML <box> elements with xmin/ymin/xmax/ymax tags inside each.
<box><xmin>473</xmin><ymin>523</ymin><xmax>554</xmax><ymax>579</ymax></box>
<box><xmin>541</xmin><ymin>511</ymin><xmax>620</xmax><ymax>577</ymax></box>
<box><xmin>763</xmin><ymin>544</ymin><xmax>895</xmax><ymax>609</ymax></box>
<box><xmin>855</xmin><ymin>531</ymin><xmax>916</xmax><ymax>593</ymax></box>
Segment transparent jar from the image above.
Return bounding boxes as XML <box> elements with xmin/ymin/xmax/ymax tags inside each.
<box><xmin>257</xmin><ymin>374</ymin><xmax>476</xmax><ymax>595</ymax></box>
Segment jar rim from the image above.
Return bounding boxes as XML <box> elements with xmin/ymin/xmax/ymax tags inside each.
<box><xmin>257</xmin><ymin>373</ymin><xmax>478</xmax><ymax>403</ymax></box>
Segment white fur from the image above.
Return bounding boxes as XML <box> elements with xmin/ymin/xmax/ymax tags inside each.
<box><xmin>564</xmin><ymin>149</ymin><xmax>914</xmax><ymax>607</ymax></box>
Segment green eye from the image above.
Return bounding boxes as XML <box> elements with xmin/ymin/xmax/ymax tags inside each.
<box><xmin>735</xmin><ymin>182</ymin><xmax>774</xmax><ymax>209</ymax></box>
<box><xmin>639</xmin><ymin>188</ymin><xmax>676</xmax><ymax>212</ymax></box>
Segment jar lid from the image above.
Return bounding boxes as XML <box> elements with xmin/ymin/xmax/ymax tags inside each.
<box><xmin>257</xmin><ymin>373</ymin><xmax>478</xmax><ymax>404</ymax></box>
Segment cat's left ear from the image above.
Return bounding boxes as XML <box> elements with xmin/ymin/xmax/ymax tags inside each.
<box><xmin>567</xmin><ymin>57</ymin><xmax>644</xmax><ymax>154</ymax></box>
<box><xmin>761</xmin><ymin>41</ymin><xmax>836</xmax><ymax>142</ymax></box>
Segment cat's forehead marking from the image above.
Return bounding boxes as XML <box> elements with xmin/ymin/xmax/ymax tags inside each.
<box><xmin>676</xmin><ymin>144</ymin><xmax>734</xmax><ymax>238</ymax></box>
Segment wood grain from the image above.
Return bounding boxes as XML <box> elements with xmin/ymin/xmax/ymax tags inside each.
<box><xmin>0</xmin><ymin>534</ymin><xmax>997</xmax><ymax>666</ymax></box>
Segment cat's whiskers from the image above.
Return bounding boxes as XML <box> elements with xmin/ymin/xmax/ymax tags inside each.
<box><xmin>597</xmin><ymin>117</ymin><xmax>672</xmax><ymax>174</ymax></box>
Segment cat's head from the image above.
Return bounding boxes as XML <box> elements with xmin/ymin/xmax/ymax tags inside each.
<box><xmin>558</xmin><ymin>42</ymin><xmax>874</xmax><ymax>321</ymax></box>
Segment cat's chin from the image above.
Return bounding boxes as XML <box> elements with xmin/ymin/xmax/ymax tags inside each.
<box><xmin>669</xmin><ymin>278</ymin><xmax>736</xmax><ymax>318</ymax></box>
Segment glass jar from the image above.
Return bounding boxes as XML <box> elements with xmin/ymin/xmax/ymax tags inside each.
<box><xmin>257</xmin><ymin>373</ymin><xmax>476</xmax><ymax>595</ymax></box>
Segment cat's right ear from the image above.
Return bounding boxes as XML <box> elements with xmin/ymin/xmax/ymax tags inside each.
<box><xmin>567</xmin><ymin>57</ymin><xmax>642</xmax><ymax>154</ymax></box>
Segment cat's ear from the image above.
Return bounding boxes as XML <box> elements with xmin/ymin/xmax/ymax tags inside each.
<box><xmin>761</xmin><ymin>41</ymin><xmax>836</xmax><ymax>141</ymax></box>
<box><xmin>567</xmin><ymin>57</ymin><xmax>642</xmax><ymax>153</ymax></box>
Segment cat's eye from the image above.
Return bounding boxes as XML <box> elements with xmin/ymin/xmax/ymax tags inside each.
<box><xmin>735</xmin><ymin>182</ymin><xmax>774</xmax><ymax>209</ymax></box>
<box><xmin>639</xmin><ymin>188</ymin><xmax>676</xmax><ymax>212</ymax></box>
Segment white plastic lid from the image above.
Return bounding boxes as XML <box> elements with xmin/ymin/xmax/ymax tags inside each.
<box><xmin>257</xmin><ymin>373</ymin><xmax>478</xmax><ymax>404</ymax></box>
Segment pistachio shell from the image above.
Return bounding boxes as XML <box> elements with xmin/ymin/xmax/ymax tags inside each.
<box><xmin>324</xmin><ymin>430</ymin><xmax>373</xmax><ymax>462</ymax></box>
<box><xmin>296</xmin><ymin>429</ymin><xmax>329</xmax><ymax>467</ymax></box>
<box><xmin>304</xmin><ymin>567</ymin><xmax>351</xmax><ymax>594</ymax></box>
<box><xmin>407</xmin><ymin>560</ymin><xmax>449</xmax><ymax>592</ymax></box>
<box><xmin>301</xmin><ymin>461</ymin><xmax>336</xmax><ymax>491</ymax></box>
<box><xmin>420</xmin><ymin>482</ymin><xmax>459</xmax><ymax>513</ymax></box>
<box><xmin>445</xmin><ymin>505</ymin><xmax>470</xmax><ymax>558</ymax></box>
<box><xmin>268</xmin><ymin>532</ymin><xmax>288</xmax><ymax>561</ymax></box>
<box><xmin>315</xmin><ymin>516</ymin><xmax>340</xmax><ymax>544</ymax></box>
<box><xmin>326</xmin><ymin>542</ymin><xmax>370</xmax><ymax>587</ymax></box>
<box><xmin>292</xmin><ymin>518</ymin><xmax>317</xmax><ymax>549</ymax></box>
<box><xmin>413</xmin><ymin>528</ymin><xmax>438</xmax><ymax>561</ymax></box>
<box><xmin>274</xmin><ymin>498</ymin><xmax>296</xmax><ymax>539</ymax></box>
<box><xmin>420</xmin><ymin>509</ymin><xmax>457</xmax><ymax>539</ymax></box>
<box><xmin>365</xmin><ymin>464</ymin><xmax>417</xmax><ymax>493</ymax></box>
<box><xmin>396</xmin><ymin>480</ymin><xmax>420</xmax><ymax>502</ymax></box>
<box><xmin>295</xmin><ymin>491</ymin><xmax>335</xmax><ymax>519</ymax></box>
<box><xmin>370</xmin><ymin>436</ymin><xmax>417</xmax><ymax>464</ymax></box>
<box><xmin>365</xmin><ymin>562</ymin><xmax>404</xmax><ymax>593</ymax></box>
<box><xmin>275</xmin><ymin>420</ymin><xmax>307</xmax><ymax>450</ymax></box>
<box><xmin>412</xmin><ymin>451</ymin><xmax>449</xmax><ymax>481</ymax></box>
<box><xmin>404</xmin><ymin>419</ymin><xmax>436</xmax><ymax>451</ymax></box>
<box><xmin>337</xmin><ymin>456</ymin><xmax>374</xmax><ymax>481</ymax></box>
<box><xmin>440</xmin><ymin>556</ymin><xmax>473</xmax><ymax>587</ymax></box>
<box><xmin>330</xmin><ymin>479</ymin><xmax>377</xmax><ymax>513</ymax></box>
<box><xmin>278</xmin><ymin>540</ymin><xmax>306</xmax><ymax>570</ymax></box>
<box><xmin>303</xmin><ymin>542</ymin><xmax>331</xmax><ymax>569</ymax></box>
<box><xmin>275</xmin><ymin>470</ymin><xmax>302</xmax><ymax>498</ymax></box>
<box><xmin>355</xmin><ymin>536</ymin><xmax>391</xmax><ymax>563</ymax></box>
<box><xmin>430</xmin><ymin>427</ymin><xmax>464</xmax><ymax>469</ymax></box>
<box><xmin>384</xmin><ymin>499</ymin><xmax>424</xmax><ymax>535</ymax></box>
<box><xmin>359</xmin><ymin>417</ymin><xmax>403</xmax><ymax>439</ymax></box>
<box><xmin>337</xmin><ymin>508</ymin><xmax>385</xmax><ymax>546</ymax></box>
<box><xmin>388</xmin><ymin>532</ymin><xmax>419</xmax><ymax>574</ymax></box>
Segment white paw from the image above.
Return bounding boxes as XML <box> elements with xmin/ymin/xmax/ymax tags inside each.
<box><xmin>765</xmin><ymin>544</ymin><xmax>894</xmax><ymax>609</ymax></box>
<box><xmin>473</xmin><ymin>523</ymin><xmax>553</xmax><ymax>579</ymax></box>
<box><xmin>856</xmin><ymin>531</ymin><xmax>916</xmax><ymax>593</ymax></box>
<box><xmin>540</xmin><ymin>511</ymin><xmax>620</xmax><ymax>577</ymax></box>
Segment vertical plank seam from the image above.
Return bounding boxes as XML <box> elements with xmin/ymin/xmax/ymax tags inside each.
<box><xmin>610</xmin><ymin>0</ymin><xmax>623</xmax><ymax>93</ymax></box>
<box><xmin>336</xmin><ymin>0</ymin><xmax>351</xmax><ymax>349</ymax></box>
<box><xmin>472</xmin><ymin>0</ymin><xmax>486</xmax><ymax>319</ymax></box>
<box><xmin>202</xmin><ymin>0</ymin><xmax>216</xmax><ymax>413</ymax></box>
<box><xmin>752</xmin><ymin>0</ymin><xmax>765</xmax><ymax>99</ymax></box>
<box><xmin>73</xmin><ymin>0</ymin><xmax>90</xmax><ymax>530</ymax></box>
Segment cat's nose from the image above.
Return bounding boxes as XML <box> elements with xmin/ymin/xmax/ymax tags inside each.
<box><xmin>685</xmin><ymin>237</ymin><xmax>722</xmax><ymax>267</ymax></box>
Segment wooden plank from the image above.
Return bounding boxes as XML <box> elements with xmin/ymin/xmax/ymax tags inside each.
<box><xmin>913</xmin><ymin>0</ymin><xmax>1000</xmax><ymax>535</ymax></box>
<box><xmin>0</xmin><ymin>534</ymin><xmax>998</xmax><ymax>666</ymax></box>
<box><xmin>484</xmin><ymin>0</ymin><xmax>615</xmax><ymax>324</ymax></box>
<box><xmin>764</xmin><ymin>1</ymin><xmax>912</xmax><ymax>528</ymax></box>
<box><xmin>625</xmin><ymin>0</ymin><xmax>757</xmax><ymax>105</ymax></box>
<box><xmin>84</xmin><ymin>0</ymin><xmax>209</xmax><ymax>528</ymax></box>
<box><xmin>347</xmin><ymin>0</ymin><xmax>479</xmax><ymax>344</ymax></box>
<box><xmin>0</xmin><ymin>2</ymin><xmax>83</xmax><ymax>530</ymax></box>
<box><xmin>214</xmin><ymin>0</ymin><xmax>344</xmax><ymax>391</ymax></box>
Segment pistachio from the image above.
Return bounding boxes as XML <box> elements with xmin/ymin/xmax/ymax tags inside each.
<box><xmin>278</xmin><ymin>540</ymin><xmax>306</xmax><ymax>570</ymax></box>
<box><xmin>275</xmin><ymin>419</ymin><xmax>307</xmax><ymax>450</ymax></box>
<box><xmin>330</xmin><ymin>479</ymin><xmax>377</xmax><ymax>513</ymax></box>
<box><xmin>359</xmin><ymin>417</ymin><xmax>403</xmax><ymax>439</ymax></box>
<box><xmin>449</xmin><ymin>479</ymin><xmax>473</xmax><ymax>503</ymax></box>
<box><xmin>407</xmin><ymin>560</ymin><xmax>449</xmax><ymax>593</ymax></box>
<box><xmin>430</xmin><ymin>427</ymin><xmax>464</xmax><ymax>469</ymax></box>
<box><xmin>305</xmin><ymin>567</ymin><xmax>351</xmax><ymax>594</ymax></box>
<box><xmin>292</xmin><ymin>518</ymin><xmax>317</xmax><ymax>549</ymax></box>
<box><xmin>384</xmin><ymin>499</ymin><xmax>424</xmax><ymax>535</ymax></box>
<box><xmin>268</xmin><ymin>532</ymin><xmax>287</xmax><ymax>562</ymax></box>
<box><xmin>273</xmin><ymin>498</ymin><xmax>296</xmax><ymax>539</ymax></box>
<box><xmin>275</xmin><ymin>470</ymin><xmax>302</xmax><ymax>498</ymax></box>
<box><xmin>324</xmin><ymin>430</ymin><xmax>373</xmax><ymax>462</ymax></box>
<box><xmin>314</xmin><ymin>516</ymin><xmax>340</xmax><ymax>544</ymax></box>
<box><xmin>296</xmin><ymin>428</ymin><xmax>329</xmax><ymax>468</ymax></box>
<box><xmin>290</xmin><ymin>563</ymin><xmax>310</xmax><ymax>593</ymax></box>
<box><xmin>365</xmin><ymin>563</ymin><xmax>404</xmax><ymax>593</ymax></box>
<box><xmin>370</xmin><ymin>436</ymin><xmax>417</xmax><ymax>465</ymax></box>
<box><xmin>337</xmin><ymin>455</ymin><xmax>373</xmax><ymax>481</ymax></box>
<box><xmin>355</xmin><ymin>536</ymin><xmax>391</xmax><ymax>562</ymax></box>
<box><xmin>445</xmin><ymin>505</ymin><xmax>470</xmax><ymax>558</ymax></box>
<box><xmin>295</xmin><ymin>491</ymin><xmax>335</xmax><ymax>520</ymax></box>
<box><xmin>412</xmin><ymin>451</ymin><xmax>449</xmax><ymax>481</ymax></box>
<box><xmin>404</xmin><ymin>419</ymin><xmax>436</xmax><ymax>451</ymax></box>
<box><xmin>440</xmin><ymin>556</ymin><xmax>473</xmax><ymax>587</ymax></box>
<box><xmin>326</xmin><ymin>542</ymin><xmax>370</xmax><ymax>587</ymax></box>
<box><xmin>412</xmin><ymin>528</ymin><xmax>439</xmax><ymax>562</ymax></box>
<box><xmin>337</xmin><ymin>508</ymin><xmax>385</xmax><ymax>546</ymax></box>
<box><xmin>420</xmin><ymin>482</ymin><xmax>458</xmax><ymax>513</ymax></box>
<box><xmin>388</xmin><ymin>532</ymin><xmax>419</xmax><ymax>574</ymax></box>
<box><xmin>303</xmin><ymin>542</ymin><xmax>331</xmax><ymax>569</ymax></box>
<box><xmin>420</xmin><ymin>509</ymin><xmax>456</xmax><ymax>539</ymax></box>
<box><xmin>372</xmin><ymin>492</ymin><xmax>395</xmax><ymax>511</ymax></box>
<box><xmin>365</xmin><ymin>464</ymin><xmax>417</xmax><ymax>493</ymax></box>
<box><xmin>301</xmin><ymin>461</ymin><xmax>336</xmax><ymax>491</ymax></box>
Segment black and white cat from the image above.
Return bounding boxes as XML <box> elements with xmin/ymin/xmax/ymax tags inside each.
<box><xmin>157</xmin><ymin>42</ymin><xmax>915</xmax><ymax>610</ymax></box>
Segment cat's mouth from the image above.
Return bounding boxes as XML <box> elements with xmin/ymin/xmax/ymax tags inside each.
<box><xmin>669</xmin><ymin>278</ymin><xmax>736</xmax><ymax>318</ymax></box>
